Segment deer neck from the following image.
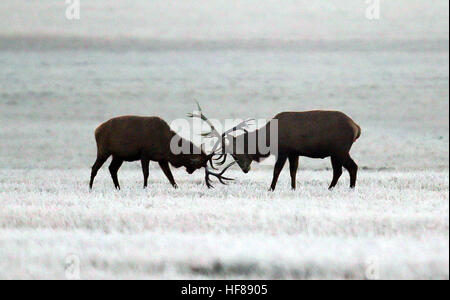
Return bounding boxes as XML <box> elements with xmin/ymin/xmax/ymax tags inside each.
<box><xmin>245</xmin><ymin>127</ymin><xmax>272</xmax><ymax>162</ymax></box>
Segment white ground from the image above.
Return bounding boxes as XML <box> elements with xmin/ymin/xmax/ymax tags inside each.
<box><xmin>0</xmin><ymin>0</ymin><xmax>448</xmax><ymax>279</ymax></box>
<box><xmin>0</xmin><ymin>168</ymin><xmax>448</xmax><ymax>279</ymax></box>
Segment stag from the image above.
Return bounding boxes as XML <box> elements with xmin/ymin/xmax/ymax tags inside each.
<box><xmin>89</xmin><ymin>116</ymin><xmax>234</xmax><ymax>190</ymax></box>
<box><xmin>191</xmin><ymin>104</ymin><xmax>361</xmax><ymax>191</ymax></box>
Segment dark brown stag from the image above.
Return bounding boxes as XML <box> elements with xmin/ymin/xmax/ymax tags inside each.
<box><xmin>191</xmin><ymin>104</ymin><xmax>361</xmax><ymax>191</ymax></box>
<box><xmin>89</xmin><ymin>116</ymin><xmax>234</xmax><ymax>190</ymax></box>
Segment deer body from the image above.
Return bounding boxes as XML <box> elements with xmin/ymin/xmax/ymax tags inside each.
<box><xmin>89</xmin><ymin>116</ymin><xmax>231</xmax><ymax>190</ymax></box>
<box><xmin>227</xmin><ymin>111</ymin><xmax>361</xmax><ymax>190</ymax></box>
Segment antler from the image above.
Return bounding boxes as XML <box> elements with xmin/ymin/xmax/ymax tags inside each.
<box><xmin>187</xmin><ymin>101</ymin><xmax>223</xmax><ymax>151</ymax></box>
<box><xmin>187</xmin><ymin>101</ymin><xmax>255</xmax><ymax>167</ymax></box>
<box><xmin>221</xmin><ymin>118</ymin><xmax>255</xmax><ymax>137</ymax></box>
<box><xmin>213</xmin><ymin>153</ymin><xmax>228</xmax><ymax>166</ymax></box>
<box><xmin>205</xmin><ymin>161</ymin><xmax>235</xmax><ymax>188</ymax></box>
<box><xmin>213</xmin><ymin>118</ymin><xmax>255</xmax><ymax>166</ymax></box>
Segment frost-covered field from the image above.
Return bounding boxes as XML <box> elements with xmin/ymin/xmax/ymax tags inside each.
<box><xmin>0</xmin><ymin>168</ymin><xmax>448</xmax><ymax>279</ymax></box>
<box><xmin>0</xmin><ymin>0</ymin><xmax>449</xmax><ymax>279</ymax></box>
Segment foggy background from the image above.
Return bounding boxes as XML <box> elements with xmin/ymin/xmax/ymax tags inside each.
<box><xmin>0</xmin><ymin>1</ymin><xmax>448</xmax><ymax>40</ymax></box>
<box><xmin>0</xmin><ymin>0</ymin><xmax>448</xmax><ymax>171</ymax></box>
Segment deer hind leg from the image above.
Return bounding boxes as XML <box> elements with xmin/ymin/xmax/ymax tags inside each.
<box><xmin>89</xmin><ymin>154</ymin><xmax>109</xmax><ymax>190</ymax></box>
<box><xmin>288</xmin><ymin>155</ymin><xmax>299</xmax><ymax>190</ymax></box>
<box><xmin>343</xmin><ymin>154</ymin><xmax>358</xmax><ymax>188</ymax></box>
<box><xmin>158</xmin><ymin>161</ymin><xmax>178</xmax><ymax>189</ymax></box>
<box><xmin>269</xmin><ymin>154</ymin><xmax>288</xmax><ymax>191</ymax></box>
<box><xmin>329</xmin><ymin>156</ymin><xmax>343</xmax><ymax>190</ymax></box>
<box><xmin>109</xmin><ymin>156</ymin><xmax>123</xmax><ymax>190</ymax></box>
<box><xmin>141</xmin><ymin>157</ymin><xmax>150</xmax><ymax>189</ymax></box>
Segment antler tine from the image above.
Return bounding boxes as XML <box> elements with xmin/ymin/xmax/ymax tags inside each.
<box><xmin>187</xmin><ymin>101</ymin><xmax>228</xmax><ymax>156</ymax></box>
<box><xmin>213</xmin><ymin>153</ymin><xmax>227</xmax><ymax>166</ymax></box>
<box><xmin>195</xmin><ymin>100</ymin><xmax>202</xmax><ymax>112</ymax></box>
<box><xmin>187</xmin><ymin>113</ymin><xmax>220</xmax><ymax>139</ymax></box>
<box><xmin>187</xmin><ymin>101</ymin><xmax>222</xmax><ymax>140</ymax></box>
<box><xmin>207</xmin><ymin>151</ymin><xmax>220</xmax><ymax>170</ymax></box>
<box><xmin>210</xmin><ymin>118</ymin><xmax>255</xmax><ymax>155</ymax></box>
<box><xmin>205</xmin><ymin>161</ymin><xmax>235</xmax><ymax>188</ymax></box>
<box><xmin>206</xmin><ymin>144</ymin><xmax>228</xmax><ymax>170</ymax></box>
<box><xmin>221</xmin><ymin>118</ymin><xmax>255</xmax><ymax>137</ymax></box>
<box><xmin>209</xmin><ymin>118</ymin><xmax>255</xmax><ymax>167</ymax></box>
<box><xmin>209</xmin><ymin>118</ymin><xmax>255</xmax><ymax>166</ymax></box>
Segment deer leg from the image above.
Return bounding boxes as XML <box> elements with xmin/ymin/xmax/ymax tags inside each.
<box><xmin>288</xmin><ymin>155</ymin><xmax>299</xmax><ymax>190</ymax></box>
<box><xmin>269</xmin><ymin>155</ymin><xmax>287</xmax><ymax>191</ymax></box>
<box><xmin>158</xmin><ymin>161</ymin><xmax>178</xmax><ymax>189</ymax></box>
<box><xmin>89</xmin><ymin>155</ymin><xmax>108</xmax><ymax>190</ymax></box>
<box><xmin>108</xmin><ymin>157</ymin><xmax>123</xmax><ymax>190</ymax></box>
<box><xmin>343</xmin><ymin>155</ymin><xmax>358</xmax><ymax>188</ymax></box>
<box><xmin>141</xmin><ymin>158</ymin><xmax>150</xmax><ymax>188</ymax></box>
<box><xmin>329</xmin><ymin>156</ymin><xmax>343</xmax><ymax>190</ymax></box>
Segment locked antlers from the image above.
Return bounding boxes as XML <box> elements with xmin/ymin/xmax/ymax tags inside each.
<box><xmin>187</xmin><ymin>101</ymin><xmax>254</xmax><ymax>166</ymax></box>
<box><xmin>204</xmin><ymin>161</ymin><xmax>236</xmax><ymax>189</ymax></box>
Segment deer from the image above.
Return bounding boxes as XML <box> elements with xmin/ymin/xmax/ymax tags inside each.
<box><xmin>189</xmin><ymin>103</ymin><xmax>361</xmax><ymax>191</ymax></box>
<box><xmin>89</xmin><ymin>115</ymin><xmax>234</xmax><ymax>190</ymax></box>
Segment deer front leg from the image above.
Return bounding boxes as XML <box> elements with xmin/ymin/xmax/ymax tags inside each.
<box><xmin>89</xmin><ymin>155</ymin><xmax>108</xmax><ymax>190</ymax></box>
<box><xmin>141</xmin><ymin>157</ymin><xmax>150</xmax><ymax>188</ymax></box>
<box><xmin>158</xmin><ymin>161</ymin><xmax>178</xmax><ymax>189</ymax></box>
<box><xmin>269</xmin><ymin>155</ymin><xmax>287</xmax><ymax>191</ymax></box>
<box><xmin>288</xmin><ymin>155</ymin><xmax>299</xmax><ymax>190</ymax></box>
